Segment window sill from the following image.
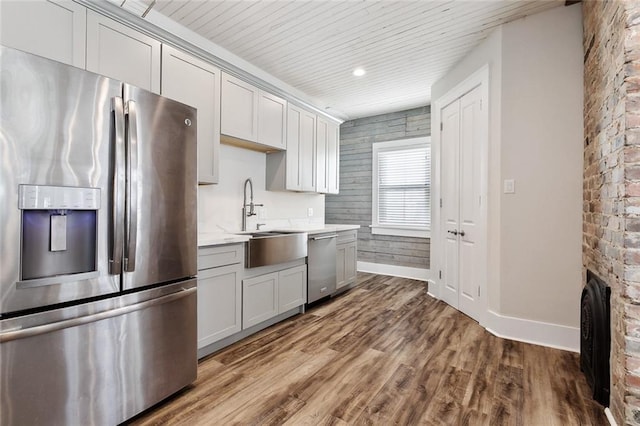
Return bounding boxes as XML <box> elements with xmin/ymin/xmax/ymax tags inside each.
<box><xmin>370</xmin><ymin>225</ymin><xmax>430</xmax><ymax>239</ymax></box>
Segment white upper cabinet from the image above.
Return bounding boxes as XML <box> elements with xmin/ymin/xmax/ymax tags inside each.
<box><xmin>327</xmin><ymin>121</ymin><xmax>340</xmax><ymax>194</ymax></box>
<box><xmin>267</xmin><ymin>104</ymin><xmax>339</xmax><ymax>194</ymax></box>
<box><xmin>299</xmin><ymin>107</ymin><xmax>317</xmax><ymax>192</ymax></box>
<box><xmin>0</xmin><ymin>0</ymin><xmax>86</xmax><ymax>68</ymax></box>
<box><xmin>284</xmin><ymin>105</ymin><xmax>303</xmax><ymax>190</ymax></box>
<box><xmin>316</xmin><ymin>117</ymin><xmax>329</xmax><ymax>193</ymax></box>
<box><xmin>221</xmin><ymin>72</ymin><xmax>259</xmax><ymax>143</ymax></box>
<box><xmin>316</xmin><ymin>117</ymin><xmax>340</xmax><ymax>194</ymax></box>
<box><xmin>86</xmin><ymin>11</ymin><xmax>161</xmax><ymax>93</ymax></box>
<box><xmin>258</xmin><ymin>91</ymin><xmax>287</xmax><ymax>150</ymax></box>
<box><xmin>161</xmin><ymin>45</ymin><xmax>221</xmax><ymax>184</ymax></box>
<box><xmin>221</xmin><ymin>72</ymin><xmax>287</xmax><ymax>151</ymax></box>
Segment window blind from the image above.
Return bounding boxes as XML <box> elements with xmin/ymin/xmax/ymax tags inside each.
<box><xmin>377</xmin><ymin>145</ymin><xmax>430</xmax><ymax>229</ymax></box>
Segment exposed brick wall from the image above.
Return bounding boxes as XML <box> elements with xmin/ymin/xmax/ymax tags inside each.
<box><xmin>584</xmin><ymin>1</ymin><xmax>640</xmax><ymax>424</ymax></box>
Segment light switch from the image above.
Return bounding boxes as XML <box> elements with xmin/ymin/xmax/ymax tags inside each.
<box><xmin>503</xmin><ymin>179</ymin><xmax>515</xmax><ymax>194</ymax></box>
<box><xmin>307</xmin><ymin>207</ymin><xmax>314</xmax><ymax>217</ymax></box>
<box><xmin>50</xmin><ymin>215</ymin><xmax>67</xmax><ymax>251</ymax></box>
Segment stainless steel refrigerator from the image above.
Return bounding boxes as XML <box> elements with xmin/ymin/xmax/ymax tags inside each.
<box><xmin>0</xmin><ymin>46</ymin><xmax>198</xmax><ymax>425</ymax></box>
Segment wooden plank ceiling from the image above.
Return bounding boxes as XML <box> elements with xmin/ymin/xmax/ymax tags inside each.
<box><xmin>141</xmin><ymin>0</ymin><xmax>565</xmax><ymax>120</ymax></box>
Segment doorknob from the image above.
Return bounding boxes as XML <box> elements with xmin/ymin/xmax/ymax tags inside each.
<box><xmin>459</xmin><ymin>230</ymin><xmax>465</xmax><ymax>237</ymax></box>
<box><xmin>448</xmin><ymin>230</ymin><xmax>458</xmax><ymax>235</ymax></box>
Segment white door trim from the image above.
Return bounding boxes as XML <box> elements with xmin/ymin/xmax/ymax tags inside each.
<box><xmin>432</xmin><ymin>64</ymin><xmax>489</xmax><ymax>326</ymax></box>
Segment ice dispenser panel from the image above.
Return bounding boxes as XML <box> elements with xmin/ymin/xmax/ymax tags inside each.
<box><xmin>19</xmin><ymin>185</ymin><xmax>100</xmax><ymax>282</ymax></box>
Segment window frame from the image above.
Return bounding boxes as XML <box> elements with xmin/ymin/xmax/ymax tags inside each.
<box><xmin>371</xmin><ymin>137</ymin><xmax>431</xmax><ymax>238</ymax></box>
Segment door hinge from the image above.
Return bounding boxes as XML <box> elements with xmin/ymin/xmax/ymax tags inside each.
<box><xmin>478</xmin><ymin>287</ymin><xmax>480</xmax><ymax>297</ymax></box>
<box><xmin>440</xmin><ymin>198</ymin><xmax>443</xmax><ymax>208</ymax></box>
<box><xmin>480</xmin><ymin>99</ymin><xmax>483</xmax><ymax>110</ymax></box>
<box><xmin>439</xmin><ymin>270</ymin><xmax>442</xmax><ymax>279</ymax></box>
<box><xmin>440</xmin><ymin>122</ymin><xmax>443</xmax><ymax>131</ymax></box>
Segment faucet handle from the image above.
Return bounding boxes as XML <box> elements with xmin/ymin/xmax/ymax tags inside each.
<box><xmin>256</xmin><ymin>223</ymin><xmax>266</xmax><ymax>230</ymax></box>
<box><xmin>250</xmin><ymin>203</ymin><xmax>264</xmax><ymax>216</ymax></box>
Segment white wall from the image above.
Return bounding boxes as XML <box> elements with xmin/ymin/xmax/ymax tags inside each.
<box><xmin>198</xmin><ymin>144</ymin><xmax>325</xmax><ymax>233</ymax></box>
<box><xmin>431</xmin><ymin>4</ymin><xmax>583</xmax><ymax>331</ymax></box>
<box><xmin>500</xmin><ymin>5</ymin><xmax>584</xmax><ymax>326</ymax></box>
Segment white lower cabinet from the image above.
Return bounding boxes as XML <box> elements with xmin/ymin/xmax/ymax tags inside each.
<box><xmin>197</xmin><ymin>244</ymin><xmax>243</xmax><ymax>350</ymax></box>
<box><xmin>336</xmin><ymin>230</ymin><xmax>358</xmax><ymax>290</ymax></box>
<box><xmin>278</xmin><ymin>265</ymin><xmax>307</xmax><ymax>312</ymax></box>
<box><xmin>197</xmin><ymin>263</ymin><xmax>242</xmax><ymax>348</ymax></box>
<box><xmin>242</xmin><ymin>272</ymin><xmax>279</xmax><ymax>329</ymax></box>
<box><xmin>243</xmin><ymin>265</ymin><xmax>307</xmax><ymax>329</ymax></box>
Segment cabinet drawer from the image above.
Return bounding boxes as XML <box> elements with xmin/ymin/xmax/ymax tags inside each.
<box><xmin>336</xmin><ymin>230</ymin><xmax>357</xmax><ymax>245</ymax></box>
<box><xmin>198</xmin><ymin>244</ymin><xmax>243</xmax><ymax>270</ymax></box>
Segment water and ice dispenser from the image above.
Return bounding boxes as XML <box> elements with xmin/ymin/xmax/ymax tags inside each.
<box><xmin>18</xmin><ymin>185</ymin><xmax>100</xmax><ymax>285</ymax></box>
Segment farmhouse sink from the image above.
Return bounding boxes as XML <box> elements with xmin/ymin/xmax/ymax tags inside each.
<box><xmin>243</xmin><ymin>231</ymin><xmax>308</xmax><ymax>268</ymax></box>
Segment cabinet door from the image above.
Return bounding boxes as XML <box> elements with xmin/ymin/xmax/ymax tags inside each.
<box><xmin>197</xmin><ymin>264</ymin><xmax>242</xmax><ymax>349</ymax></box>
<box><xmin>86</xmin><ymin>11</ymin><xmax>161</xmax><ymax>93</ymax></box>
<box><xmin>316</xmin><ymin>117</ymin><xmax>329</xmax><ymax>193</ymax></box>
<box><xmin>327</xmin><ymin>121</ymin><xmax>340</xmax><ymax>194</ymax></box>
<box><xmin>336</xmin><ymin>244</ymin><xmax>347</xmax><ymax>289</ymax></box>
<box><xmin>300</xmin><ymin>109</ymin><xmax>317</xmax><ymax>192</ymax></box>
<box><xmin>0</xmin><ymin>0</ymin><xmax>86</xmax><ymax>68</ymax></box>
<box><xmin>345</xmin><ymin>241</ymin><xmax>358</xmax><ymax>284</ymax></box>
<box><xmin>221</xmin><ymin>72</ymin><xmax>259</xmax><ymax>142</ymax></box>
<box><xmin>243</xmin><ymin>272</ymin><xmax>278</xmax><ymax>329</ymax></box>
<box><xmin>258</xmin><ymin>92</ymin><xmax>287</xmax><ymax>150</ymax></box>
<box><xmin>278</xmin><ymin>265</ymin><xmax>307</xmax><ymax>313</ymax></box>
<box><xmin>162</xmin><ymin>45</ymin><xmax>221</xmax><ymax>184</ymax></box>
<box><xmin>285</xmin><ymin>104</ymin><xmax>303</xmax><ymax>190</ymax></box>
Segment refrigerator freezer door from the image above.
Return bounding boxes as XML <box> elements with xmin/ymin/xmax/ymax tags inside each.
<box><xmin>122</xmin><ymin>84</ymin><xmax>197</xmax><ymax>290</ymax></box>
<box><xmin>0</xmin><ymin>46</ymin><xmax>121</xmax><ymax>314</ymax></box>
<box><xmin>0</xmin><ymin>280</ymin><xmax>197</xmax><ymax>425</ymax></box>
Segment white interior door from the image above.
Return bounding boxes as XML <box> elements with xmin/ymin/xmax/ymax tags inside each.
<box><xmin>439</xmin><ymin>85</ymin><xmax>484</xmax><ymax>322</ymax></box>
<box><xmin>458</xmin><ymin>86</ymin><xmax>483</xmax><ymax>320</ymax></box>
<box><xmin>441</xmin><ymin>99</ymin><xmax>461</xmax><ymax>309</ymax></box>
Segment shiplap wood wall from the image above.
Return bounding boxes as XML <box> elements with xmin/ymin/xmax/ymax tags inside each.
<box><xmin>326</xmin><ymin>106</ymin><xmax>431</xmax><ymax>269</ymax></box>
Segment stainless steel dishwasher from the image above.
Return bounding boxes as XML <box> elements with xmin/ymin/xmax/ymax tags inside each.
<box><xmin>307</xmin><ymin>232</ymin><xmax>337</xmax><ymax>303</ymax></box>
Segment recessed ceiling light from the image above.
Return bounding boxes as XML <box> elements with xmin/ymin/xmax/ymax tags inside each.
<box><xmin>353</xmin><ymin>68</ymin><xmax>366</xmax><ymax>77</ymax></box>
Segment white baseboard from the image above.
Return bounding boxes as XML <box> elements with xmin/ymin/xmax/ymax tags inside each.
<box><xmin>357</xmin><ymin>261</ymin><xmax>430</xmax><ymax>282</ymax></box>
<box><xmin>485</xmin><ymin>310</ymin><xmax>580</xmax><ymax>353</ymax></box>
<box><xmin>605</xmin><ymin>408</ymin><xmax>617</xmax><ymax>426</ymax></box>
<box><xmin>427</xmin><ymin>279</ymin><xmax>438</xmax><ymax>299</ymax></box>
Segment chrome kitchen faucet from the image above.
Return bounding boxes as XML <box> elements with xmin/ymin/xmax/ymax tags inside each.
<box><xmin>242</xmin><ymin>178</ymin><xmax>263</xmax><ymax>231</ymax></box>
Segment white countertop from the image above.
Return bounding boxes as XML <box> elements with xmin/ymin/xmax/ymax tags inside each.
<box><xmin>197</xmin><ymin>224</ymin><xmax>360</xmax><ymax>247</ymax></box>
<box><xmin>198</xmin><ymin>232</ymin><xmax>251</xmax><ymax>247</ymax></box>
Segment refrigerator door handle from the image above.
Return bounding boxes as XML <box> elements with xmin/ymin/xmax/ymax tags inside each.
<box><xmin>110</xmin><ymin>97</ymin><xmax>125</xmax><ymax>275</ymax></box>
<box><xmin>0</xmin><ymin>286</ymin><xmax>196</xmax><ymax>343</ymax></box>
<box><xmin>125</xmin><ymin>100</ymin><xmax>139</xmax><ymax>272</ymax></box>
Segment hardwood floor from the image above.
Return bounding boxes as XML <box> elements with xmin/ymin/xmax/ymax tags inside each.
<box><xmin>130</xmin><ymin>273</ymin><xmax>607</xmax><ymax>425</ymax></box>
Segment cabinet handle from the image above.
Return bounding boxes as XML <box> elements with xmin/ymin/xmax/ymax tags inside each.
<box><xmin>447</xmin><ymin>230</ymin><xmax>458</xmax><ymax>236</ymax></box>
<box><xmin>311</xmin><ymin>235</ymin><xmax>337</xmax><ymax>241</ymax></box>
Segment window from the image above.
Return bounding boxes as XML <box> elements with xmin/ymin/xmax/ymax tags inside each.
<box><xmin>372</xmin><ymin>137</ymin><xmax>430</xmax><ymax>238</ymax></box>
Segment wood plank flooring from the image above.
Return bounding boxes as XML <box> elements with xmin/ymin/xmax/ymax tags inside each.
<box><xmin>129</xmin><ymin>273</ymin><xmax>607</xmax><ymax>425</ymax></box>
